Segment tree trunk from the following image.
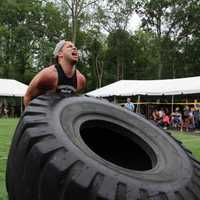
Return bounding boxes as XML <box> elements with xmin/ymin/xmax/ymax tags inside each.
<box><xmin>157</xmin><ymin>40</ymin><xmax>163</xmax><ymax>79</ymax></box>
<box><xmin>121</xmin><ymin>63</ymin><xmax>124</xmax><ymax>80</ymax></box>
<box><xmin>156</xmin><ymin>15</ymin><xmax>162</xmax><ymax>79</ymax></box>
<box><xmin>95</xmin><ymin>57</ymin><xmax>103</xmax><ymax>88</ymax></box>
<box><xmin>72</xmin><ymin>16</ymin><xmax>77</xmax><ymax>43</ymax></box>
<box><xmin>158</xmin><ymin>61</ymin><xmax>163</xmax><ymax>79</ymax></box>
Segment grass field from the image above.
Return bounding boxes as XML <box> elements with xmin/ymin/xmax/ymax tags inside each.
<box><xmin>0</xmin><ymin>118</ymin><xmax>18</xmax><ymax>200</ymax></box>
<box><xmin>171</xmin><ymin>131</ymin><xmax>200</xmax><ymax>160</ymax></box>
<box><xmin>0</xmin><ymin>118</ymin><xmax>200</xmax><ymax>200</ymax></box>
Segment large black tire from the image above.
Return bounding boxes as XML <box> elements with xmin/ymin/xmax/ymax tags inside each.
<box><xmin>6</xmin><ymin>93</ymin><xmax>200</xmax><ymax>200</ymax></box>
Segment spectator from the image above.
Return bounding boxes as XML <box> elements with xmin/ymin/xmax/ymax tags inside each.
<box><xmin>187</xmin><ymin>107</ymin><xmax>195</xmax><ymax>131</ymax></box>
<box><xmin>4</xmin><ymin>107</ymin><xmax>9</xmax><ymax>118</ymax></box>
<box><xmin>124</xmin><ymin>97</ymin><xmax>135</xmax><ymax>112</ymax></box>
<box><xmin>183</xmin><ymin>106</ymin><xmax>190</xmax><ymax>132</ymax></box>
<box><xmin>152</xmin><ymin>109</ymin><xmax>159</xmax><ymax>121</ymax></box>
<box><xmin>151</xmin><ymin>108</ymin><xmax>163</xmax><ymax>127</ymax></box>
<box><xmin>162</xmin><ymin>111</ymin><xmax>170</xmax><ymax>129</ymax></box>
<box><xmin>194</xmin><ymin>107</ymin><xmax>200</xmax><ymax>130</ymax></box>
<box><xmin>0</xmin><ymin>102</ymin><xmax>3</xmax><ymax>117</ymax></box>
<box><xmin>171</xmin><ymin>107</ymin><xmax>183</xmax><ymax>131</ymax></box>
<box><xmin>158</xmin><ymin>108</ymin><xmax>164</xmax><ymax>119</ymax></box>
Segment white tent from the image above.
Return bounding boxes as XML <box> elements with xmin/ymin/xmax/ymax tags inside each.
<box><xmin>0</xmin><ymin>79</ymin><xmax>28</xmax><ymax>97</ymax></box>
<box><xmin>87</xmin><ymin>76</ymin><xmax>200</xmax><ymax>97</ymax></box>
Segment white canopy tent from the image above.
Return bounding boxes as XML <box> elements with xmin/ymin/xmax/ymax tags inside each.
<box><xmin>0</xmin><ymin>79</ymin><xmax>28</xmax><ymax>115</ymax></box>
<box><xmin>0</xmin><ymin>79</ymin><xmax>28</xmax><ymax>97</ymax></box>
<box><xmin>87</xmin><ymin>76</ymin><xmax>200</xmax><ymax>97</ymax></box>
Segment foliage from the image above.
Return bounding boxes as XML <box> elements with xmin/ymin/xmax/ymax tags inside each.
<box><xmin>0</xmin><ymin>0</ymin><xmax>200</xmax><ymax>90</ymax></box>
<box><xmin>136</xmin><ymin>0</ymin><xmax>200</xmax><ymax>79</ymax></box>
<box><xmin>130</xmin><ymin>31</ymin><xmax>159</xmax><ymax>79</ymax></box>
<box><xmin>105</xmin><ymin>29</ymin><xmax>134</xmax><ymax>81</ymax></box>
<box><xmin>61</xmin><ymin>0</ymin><xmax>99</xmax><ymax>43</ymax></box>
<box><xmin>96</xmin><ymin>0</ymin><xmax>136</xmax><ymax>32</ymax></box>
<box><xmin>0</xmin><ymin>0</ymin><xmax>69</xmax><ymax>83</ymax></box>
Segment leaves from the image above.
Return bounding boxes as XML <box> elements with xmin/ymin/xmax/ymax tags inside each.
<box><xmin>0</xmin><ymin>0</ymin><xmax>200</xmax><ymax>91</ymax></box>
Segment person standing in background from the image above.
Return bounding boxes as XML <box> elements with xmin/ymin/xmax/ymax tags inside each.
<box><xmin>124</xmin><ymin>97</ymin><xmax>135</xmax><ymax>112</ymax></box>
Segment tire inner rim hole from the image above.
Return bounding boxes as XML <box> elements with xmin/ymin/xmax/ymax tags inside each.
<box><xmin>80</xmin><ymin>120</ymin><xmax>157</xmax><ymax>171</ymax></box>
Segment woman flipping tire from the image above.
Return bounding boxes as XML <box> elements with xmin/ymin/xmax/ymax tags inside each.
<box><xmin>6</xmin><ymin>93</ymin><xmax>200</xmax><ymax>200</ymax></box>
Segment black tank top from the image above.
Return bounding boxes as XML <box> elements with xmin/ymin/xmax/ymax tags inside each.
<box><xmin>55</xmin><ymin>63</ymin><xmax>77</xmax><ymax>89</ymax></box>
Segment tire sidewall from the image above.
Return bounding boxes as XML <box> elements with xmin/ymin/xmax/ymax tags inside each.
<box><xmin>48</xmin><ymin>96</ymin><xmax>193</xmax><ymax>191</ymax></box>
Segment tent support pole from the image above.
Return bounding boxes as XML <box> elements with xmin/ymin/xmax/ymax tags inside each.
<box><xmin>20</xmin><ymin>97</ymin><xmax>23</xmax><ymax>116</ymax></box>
<box><xmin>114</xmin><ymin>96</ymin><xmax>117</xmax><ymax>103</ymax></box>
<box><xmin>136</xmin><ymin>95</ymin><xmax>141</xmax><ymax>113</ymax></box>
<box><xmin>171</xmin><ymin>95</ymin><xmax>174</xmax><ymax>113</ymax></box>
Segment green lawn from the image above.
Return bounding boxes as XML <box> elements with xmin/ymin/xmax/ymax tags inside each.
<box><xmin>0</xmin><ymin>118</ymin><xmax>19</xmax><ymax>200</ymax></box>
<box><xmin>171</xmin><ymin>130</ymin><xmax>200</xmax><ymax>160</ymax></box>
<box><xmin>0</xmin><ymin>119</ymin><xmax>200</xmax><ymax>200</ymax></box>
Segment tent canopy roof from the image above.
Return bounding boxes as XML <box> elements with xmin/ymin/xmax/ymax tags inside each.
<box><xmin>0</xmin><ymin>79</ymin><xmax>28</xmax><ymax>97</ymax></box>
<box><xmin>87</xmin><ymin>76</ymin><xmax>200</xmax><ymax>97</ymax></box>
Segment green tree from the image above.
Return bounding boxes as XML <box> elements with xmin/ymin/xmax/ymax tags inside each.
<box><xmin>87</xmin><ymin>32</ymin><xmax>105</xmax><ymax>88</ymax></box>
<box><xmin>95</xmin><ymin>0</ymin><xmax>136</xmax><ymax>82</ymax></box>
<box><xmin>0</xmin><ymin>0</ymin><xmax>70</xmax><ymax>83</ymax></box>
<box><xmin>129</xmin><ymin>31</ymin><xmax>159</xmax><ymax>79</ymax></box>
<box><xmin>105</xmin><ymin>29</ymin><xmax>133</xmax><ymax>82</ymax></box>
<box><xmin>96</xmin><ymin>0</ymin><xmax>136</xmax><ymax>32</ymax></box>
<box><xmin>35</xmin><ymin>2</ymin><xmax>70</xmax><ymax>70</ymax></box>
<box><xmin>61</xmin><ymin>0</ymin><xmax>99</xmax><ymax>43</ymax></box>
<box><xmin>0</xmin><ymin>0</ymin><xmax>44</xmax><ymax>81</ymax></box>
<box><xmin>136</xmin><ymin>0</ymin><xmax>200</xmax><ymax>79</ymax></box>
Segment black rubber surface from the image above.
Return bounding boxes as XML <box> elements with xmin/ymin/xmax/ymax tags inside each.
<box><xmin>6</xmin><ymin>93</ymin><xmax>200</xmax><ymax>200</ymax></box>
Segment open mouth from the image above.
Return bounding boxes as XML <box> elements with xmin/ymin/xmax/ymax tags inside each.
<box><xmin>72</xmin><ymin>51</ymin><xmax>78</xmax><ymax>57</ymax></box>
